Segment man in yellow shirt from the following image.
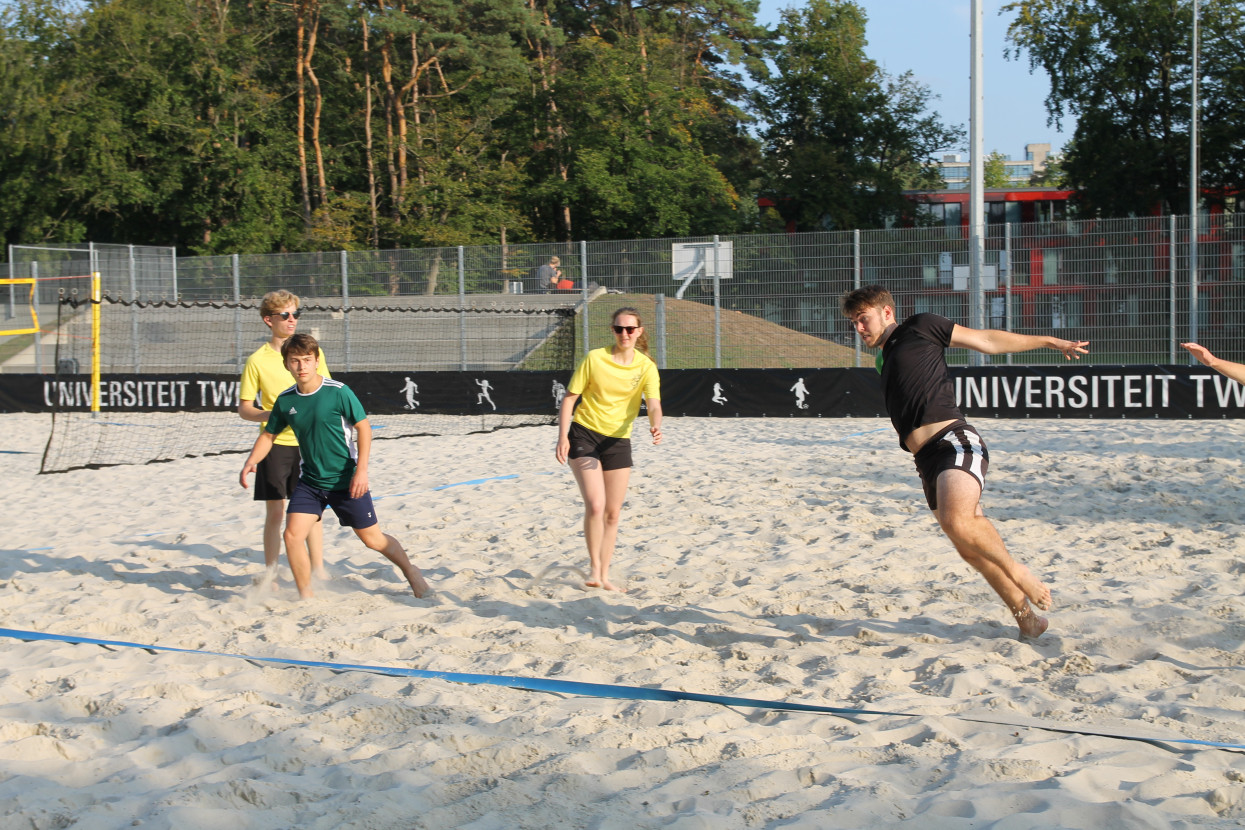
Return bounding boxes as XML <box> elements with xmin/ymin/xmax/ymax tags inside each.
<box><xmin>238</xmin><ymin>290</ymin><xmax>331</xmax><ymax>583</ymax></box>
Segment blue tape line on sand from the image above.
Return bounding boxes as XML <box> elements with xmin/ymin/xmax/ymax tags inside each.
<box><xmin>1</xmin><ymin>627</ymin><xmax>1241</xmax><ymax>752</ymax></box>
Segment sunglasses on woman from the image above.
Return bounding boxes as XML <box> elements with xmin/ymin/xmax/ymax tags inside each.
<box><xmin>273</xmin><ymin>310</ymin><xmax>302</xmax><ymax>320</ymax></box>
<box><xmin>612</xmin><ymin>325</ymin><xmax>639</xmax><ymax>334</ymax></box>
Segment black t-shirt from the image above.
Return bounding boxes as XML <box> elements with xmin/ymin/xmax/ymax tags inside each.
<box><xmin>880</xmin><ymin>313</ymin><xmax>964</xmax><ymax>451</ymax></box>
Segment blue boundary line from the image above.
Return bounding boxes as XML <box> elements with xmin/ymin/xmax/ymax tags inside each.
<box><xmin>1</xmin><ymin>627</ymin><xmax>1240</xmax><ymax>753</ymax></box>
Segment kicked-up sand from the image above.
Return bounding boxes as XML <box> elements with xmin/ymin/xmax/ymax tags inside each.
<box><xmin>1</xmin><ymin>413</ymin><xmax>1244</xmax><ymax>829</ymax></box>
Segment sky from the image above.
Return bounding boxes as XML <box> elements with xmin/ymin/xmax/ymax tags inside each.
<box><xmin>754</xmin><ymin>0</ymin><xmax>1076</xmax><ymax>162</ymax></box>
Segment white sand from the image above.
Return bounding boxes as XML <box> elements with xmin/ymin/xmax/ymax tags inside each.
<box><xmin>1</xmin><ymin>412</ymin><xmax>1244</xmax><ymax>829</ymax></box>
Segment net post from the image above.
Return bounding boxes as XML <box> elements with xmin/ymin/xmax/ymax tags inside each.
<box><xmin>713</xmin><ymin>235</ymin><xmax>721</xmax><ymax>368</ymax></box>
<box><xmin>91</xmin><ymin>271</ymin><xmax>101</xmax><ymax>413</ymax></box>
<box><xmin>579</xmin><ymin>240</ymin><xmax>589</xmax><ymax>357</ymax></box>
<box><xmin>458</xmin><ymin>246</ymin><xmax>466</xmax><ymax>371</ymax></box>
<box><xmin>129</xmin><ymin>245</ymin><xmax>140</xmax><ymax>371</ymax></box>
<box><xmin>340</xmin><ymin>250</ymin><xmax>352</xmax><ymax>372</ymax></box>
<box><xmin>32</xmin><ymin>262</ymin><xmax>41</xmax><ymax>372</ymax></box>
<box><xmin>853</xmin><ymin>228</ymin><xmax>861</xmax><ymax>368</ymax></box>
<box><xmin>232</xmin><ymin>254</ymin><xmax>242</xmax><ymax>371</ymax></box>
<box><xmin>655</xmin><ymin>293</ymin><xmax>667</xmax><ymax>370</ymax></box>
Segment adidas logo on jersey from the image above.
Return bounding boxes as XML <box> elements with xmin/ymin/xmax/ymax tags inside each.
<box><xmin>288</xmin><ymin>406</ymin><xmax>297</xmax><ymax>415</ymax></box>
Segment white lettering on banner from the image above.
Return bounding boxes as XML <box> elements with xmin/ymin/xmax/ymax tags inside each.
<box><xmin>1068</xmin><ymin>375</ymin><xmax>1090</xmax><ymax>408</ymax></box>
<box><xmin>1044</xmin><ymin>375</ymin><xmax>1065</xmax><ymax>408</ymax></box>
<box><xmin>41</xmin><ymin>378</ymin><xmax>236</xmax><ymax>409</ymax></box>
<box><xmin>1213</xmin><ymin>376</ymin><xmax>1245</xmax><ymax>408</ymax></box>
<box><xmin>202</xmin><ymin>380</ymin><xmax>238</xmax><ymax>407</ymax></box>
<box><xmin>954</xmin><ymin>373</ymin><xmax>1197</xmax><ymax>412</ymax></box>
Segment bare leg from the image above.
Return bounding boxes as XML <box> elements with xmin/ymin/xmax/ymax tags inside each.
<box><xmin>307</xmin><ymin>517</ymin><xmax>328</xmax><ymax>580</ymax></box>
<box><xmin>570</xmin><ymin>458</ymin><xmax>630</xmax><ymax>591</ymax></box>
<box><xmin>283</xmin><ymin>511</ymin><xmax>319</xmax><ymax>599</ymax></box>
<box><xmin>934</xmin><ymin>469</ymin><xmax>1052</xmax><ymax>636</ymax></box>
<box><xmin>354</xmin><ymin>525</ymin><xmax>429</xmax><ymax>598</ymax></box>
<box><xmin>263</xmin><ymin>499</ymin><xmax>285</xmax><ymax>572</ymax></box>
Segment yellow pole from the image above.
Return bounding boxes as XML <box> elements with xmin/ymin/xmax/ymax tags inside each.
<box><xmin>91</xmin><ymin>271</ymin><xmax>101</xmax><ymax>413</ymax></box>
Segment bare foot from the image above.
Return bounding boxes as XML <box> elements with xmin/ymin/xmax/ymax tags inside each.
<box><xmin>1013</xmin><ymin>600</ymin><xmax>1049</xmax><ymax>639</ymax></box>
<box><xmin>584</xmin><ymin>579</ymin><xmax>601</xmax><ymax>588</ymax></box>
<box><xmin>1013</xmin><ymin>563</ymin><xmax>1053</xmax><ymax>611</ymax></box>
<box><xmin>404</xmin><ymin>565</ymin><xmax>430</xmax><ymax>598</ymax></box>
<box><xmin>600</xmin><ymin>579</ymin><xmax>624</xmax><ymax>593</ymax></box>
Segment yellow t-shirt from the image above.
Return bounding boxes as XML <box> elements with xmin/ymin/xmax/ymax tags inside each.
<box><xmin>568</xmin><ymin>348</ymin><xmax>660</xmax><ymax>439</ymax></box>
<box><xmin>239</xmin><ymin>343</ymin><xmax>331</xmax><ymax>446</ymax></box>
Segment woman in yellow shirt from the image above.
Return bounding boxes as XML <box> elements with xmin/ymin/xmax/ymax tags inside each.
<box><xmin>556</xmin><ymin>307</ymin><xmax>663</xmax><ymax>591</ymax></box>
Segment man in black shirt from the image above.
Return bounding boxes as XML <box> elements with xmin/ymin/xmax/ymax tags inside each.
<box><xmin>841</xmin><ymin>285</ymin><xmax>1089</xmax><ymax>639</ymax></box>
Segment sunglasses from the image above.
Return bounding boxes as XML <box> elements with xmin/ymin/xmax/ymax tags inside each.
<box><xmin>612</xmin><ymin>325</ymin><xmax>639</xmax><ymax>334</ymax></box>
<box><xmin>273</xmin><ymin>310</ymin><xmax>302</xmax><ymax>320</ymax></box>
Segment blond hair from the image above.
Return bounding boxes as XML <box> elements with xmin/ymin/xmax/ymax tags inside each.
<box><xmin>259</xmin><ymin>290</ymin><xmax>300</xmax><ymax>319</ymax></box>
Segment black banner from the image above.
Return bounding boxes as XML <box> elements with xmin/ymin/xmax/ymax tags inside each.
<box><xmin>2</xmin><ymin>366</ymin><xmax>1243</xmax><ymax>419</ymax></box>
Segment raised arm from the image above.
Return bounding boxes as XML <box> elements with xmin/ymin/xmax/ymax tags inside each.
<box><xmin>951</xmin><ymin>325</ymin><xmax>1089</xmax><ymax>360</ymax></box>
<box><xmin>1182</xmin><ymin>343</ymin><xmax>1245</xmax><ymax>385</ymax></box>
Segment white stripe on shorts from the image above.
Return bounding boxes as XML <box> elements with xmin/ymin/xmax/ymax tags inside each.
<box><xmin>950</xmin><ymin>428</ymin><xmax>986</xmax><ymax>488</ymax></box>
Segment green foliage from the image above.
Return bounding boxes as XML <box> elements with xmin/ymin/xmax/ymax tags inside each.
<box><xmin>0</xmin><ymin>0</ymin><xmax>973</xmax><ymax>254</ymax></box>
<box><xmin>1005</xmin><ymin>0</ymin><xmax>1245</xmax><ymax>215</ymax></box>
<box><xmin>984</xmin><ymin>151</ymin><xmax>1010</xmax><ymax>188</ymax></box>
<box><xmin>755</xmin><ymin>0</ymin><xmax>961</xmax><ymax>232</ymax></box>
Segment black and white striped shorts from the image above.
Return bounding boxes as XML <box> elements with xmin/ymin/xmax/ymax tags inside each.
<box><xmin>911</xmin><ymin>421</ymin><xmax>989</xmax><ymax>511</ymax></box>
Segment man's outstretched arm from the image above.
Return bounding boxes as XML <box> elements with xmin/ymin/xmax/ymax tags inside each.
<box><xmin>1182</xmin><ymin>343</ymin><xmax>1245</xmax><ymax>384</ymax></box>
<box><xmin>951</xmin><ymin>325</ymin><xmax>1089</xmax><ymax>360</ymax></box>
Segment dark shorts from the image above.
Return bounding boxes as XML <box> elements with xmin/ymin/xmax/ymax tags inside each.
<box><xmin>912</xmin><ymin>421</ymin><xmax>989</xmax><ymax>512</ymax></box>
<box><xmin>567</xmin><ymin>421</ymin><xmax>633</xmax><ymax>471</ymax></box>
<box><xmin>287</xmin><ymin>479</ymin><xmax>379</xmax><ymax>529</ymax></box>
<box><xmin>253</xmin><ymin>443</ymin><xmax>301</xmax><ymax>501</ymax></box>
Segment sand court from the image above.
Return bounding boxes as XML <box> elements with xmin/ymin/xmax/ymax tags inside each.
<box><xmin>1</xmin><ymin>413</ymin><xmax>1244</xmax><ymax>828</ymax></box>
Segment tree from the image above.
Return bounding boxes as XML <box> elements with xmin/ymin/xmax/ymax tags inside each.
<box><xmin>756</xmin><ymin>0</ymin><xmax>961</xmax><ymax>231</ymax></box>
<box><xmin>984</xmin><ymin>150</ymin><xmax>1010</xmax><ymax>188</ymax></box>
<box><xmin>1030</xmin><ymin>153</ymin><xmax>1067</xmax><ymax>187</ymax></box>
<box><xmin>1005</xmin><ymin>0</ymin><xmax>1245</xmax><ymax>216</ymax></box>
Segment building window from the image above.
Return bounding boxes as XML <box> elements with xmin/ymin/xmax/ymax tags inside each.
<box><xmin>1232</xmin><ymin>242</ymin><xmax>1245</xmax><ymax>281</ymax></box>
<box><xmin>1043</xmin><ymin>248</ymin><xmax>1061</xmax><ymax>285</ymax></box>
<box><xmin>987</xmin><ymin>202</ymin><xmax>1023</xmax><ymax>225</ymax></box>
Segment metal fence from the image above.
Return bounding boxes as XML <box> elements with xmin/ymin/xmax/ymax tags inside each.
<box><xmin>3</xmin><ymin>214</ymin><xmax>1242</xmax><ymax>372</ymax></box>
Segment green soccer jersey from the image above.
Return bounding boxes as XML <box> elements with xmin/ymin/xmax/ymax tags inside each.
<box><xmin>264</xmin><ymin>378</ymin><xmax>368</xmax><ymax>490</ymax></box>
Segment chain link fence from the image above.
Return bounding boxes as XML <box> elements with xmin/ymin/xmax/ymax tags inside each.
<box><xmin>4</xmin><ymin>216</ymin><xmax>1242</xmax><ymax>372</ymax></box>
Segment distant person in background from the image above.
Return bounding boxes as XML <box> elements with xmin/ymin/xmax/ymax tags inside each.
<box><xmin>1181</xmin><ymin>342</ymin><xmax>1245</xmax><ymax>384</ymax></box>
<box><xmin>238</xmin><ymin>290</ymin><xmax>331</xmax><ymax>585</ymax></box>
<box><xmin>536</xmin><ymin>256</ymin><xmax>562</xmax><ymax>292</ymax></box>
<box><xmin>556</xmin><ymin>307</ymin><xmax>662</xmax><ymax>591</ymax></box>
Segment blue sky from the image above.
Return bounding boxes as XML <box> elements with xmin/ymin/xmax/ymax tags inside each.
<box><xmin>755</xmin><ymin>0</ymin><xmax>1075</xmax><ymax>161</ymax></box>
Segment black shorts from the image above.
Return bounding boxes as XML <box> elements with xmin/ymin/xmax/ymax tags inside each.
<box><xmin>253</xmin><ymin>443</ymin><xmax>302</xmax><ymax>501</ymax></box>
<box><xmin>567</xmin><ymin>421</ymin><xmax>633</xmax><ymax>471</ymax></box>
<box><xmin>912</xmin><ymin>421</ymin><xmax>989</xmax><ymax>511</ymax></box>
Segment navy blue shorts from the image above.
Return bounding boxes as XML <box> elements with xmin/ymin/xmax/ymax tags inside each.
<box><xmin>568</xmin><ymin>421</ymin><xmax>632</xmax><ymax>471</ymax></box>
<box><xmin>287</xmin><ymin>479</ymin><xmax>379</xmax><ymax>529</ymax></box>
<box><xmin>912</xmin><ymin>421</ymin><xmax>989</xmax><ymax>512</ymax></box>
<box><xmin>253</xmin><ymin>443</ymin><xmax>301</xmax><ymax>501</ymax></box>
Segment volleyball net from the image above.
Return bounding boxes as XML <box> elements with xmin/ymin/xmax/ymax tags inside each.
<box><xmin>40</xmin><ymin>294</ymin><xmax>577</xmax><ymax>473</ymax></box>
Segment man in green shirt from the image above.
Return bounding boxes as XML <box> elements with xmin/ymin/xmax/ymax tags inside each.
<box><xmin>240</xmin><ymin>333</ymin><xmax>429</xmax><ymax>600</ymax></box>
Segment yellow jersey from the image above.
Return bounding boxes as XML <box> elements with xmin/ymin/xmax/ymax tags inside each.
<box><xmin>239</xmin><ymin>343</ymin><xmax>331</xmax><ymax>446</ymax></box>
<box><xmin>568</xmin><ymin>348</ymin><xmax>660</xmax><ymax>438</ymax></box>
